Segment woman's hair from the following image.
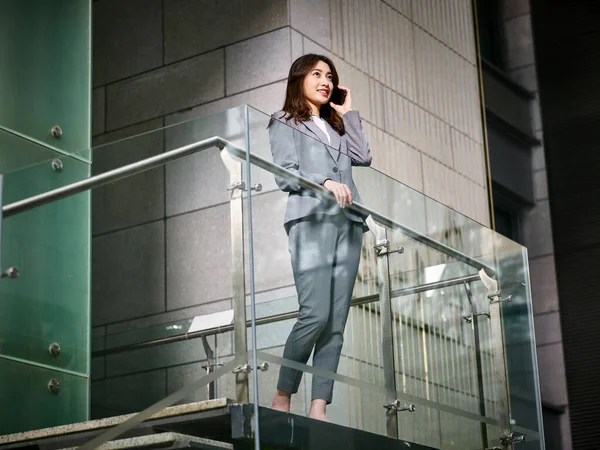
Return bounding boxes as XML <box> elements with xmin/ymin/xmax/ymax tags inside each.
<box><xmin>282</xmin><ymin>54</ymin><xmax>345</xmax><ymax>135</ymax></box>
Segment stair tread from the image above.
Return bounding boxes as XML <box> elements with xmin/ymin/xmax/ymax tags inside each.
<box><xmin>59</xmin><ymin>432</ymin><xmax>233</xmax><ymax>450</ymax></box>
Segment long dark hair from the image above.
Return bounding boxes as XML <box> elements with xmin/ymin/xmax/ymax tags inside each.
<box><xmin>282</xmin><ymin>54</ymin><xmax>345</xmax><ymax>135</ymax></box>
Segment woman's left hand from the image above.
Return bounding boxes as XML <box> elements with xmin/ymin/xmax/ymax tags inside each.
<box><xmin>330</xmin><ymin>85</ymin><xmax>352</xmax><ymax>115</ymax></box>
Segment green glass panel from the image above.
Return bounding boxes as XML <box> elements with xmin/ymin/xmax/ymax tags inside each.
<box><xmin>0</xmin><ymin>357</ymin><xmax>89</xmax><ymax>435</ymax></box>
<box><xmin>1</xmin><ymin>155</ymin><xmax>91</xmax><ymax>375</ymax></box>
<box><xmin>0</xmin><ymin>1</ymin><xmax>91</xmax><ymax>158</ymax></box>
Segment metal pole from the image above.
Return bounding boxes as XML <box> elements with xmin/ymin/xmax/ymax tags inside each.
<box><xmin>224</xmin><ymin>144</ymin><xmax>496</xmax><ymax>277</ymax></box>
<box><xmin>243</xmin><ymin>106</ymin><xmax>261</xmax><ymax>450</ymax></box>
<box><xmin>91</xmin><ymin>273</ymin><xmax>485</xmax><ymax>358</ymax></box>
<box><xmin>225</xmin><ymin>151</ymin><xmax>249</xmax><ymax>404</ymax></box>
<box><xmin>2</xmin><ymin>135</ymin><xmax>494</xmax><ymax>277</ymax></box>
<box><xmin>463</xmin><ymin>281</ymin><xmax>489</xmax><ymax>449</ymax></box>
<box><xmin>2</xmin><ymin>136</ymin><xmax>224</xmax><ymax>218</ymax></box>
<box><xmin>373</xmin><ymin>227</ymin><xmax>399</xmax><ymax>439</ymax></box>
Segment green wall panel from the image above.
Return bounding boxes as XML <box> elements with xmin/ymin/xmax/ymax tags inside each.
<box><xmin>1</xmin><ymin>157</ymin><xmax>90</xmax><ymax>375</ymax></box>
<box><xmin>0</xmin><ymin>357</ymin><xmax>89</xmax><ymax>436</ymax></box>
<box><xmin>0</xmin><ymin>0</ymin><xmax>91</xmax><ymax>157</ymax></box>
<box><xmin>0</xmin><ymin>0</ymin><xmax>92</xmax><ymax>434</ymax></box>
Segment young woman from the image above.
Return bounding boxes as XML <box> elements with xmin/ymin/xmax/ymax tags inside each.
<box><xmin>268</xmin><ymin>54</ymin><xmax>372</xmax><ymax>421</ymax></box>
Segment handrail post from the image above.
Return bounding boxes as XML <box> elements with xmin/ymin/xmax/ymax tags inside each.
<box><xmin>221</xmin><ymin>149</ymin><xmax>249</xmax><ymax>403</ymax></box>
<box><xmin>369</xmin><ymin>218</ymin><xmax>399</xmax><ymax>439</ymax></box>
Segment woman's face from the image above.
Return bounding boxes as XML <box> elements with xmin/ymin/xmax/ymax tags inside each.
<box><xmin>302</xmin><ymin>60</ymin><xmax>334</xmax><ymax>113</ymax></box>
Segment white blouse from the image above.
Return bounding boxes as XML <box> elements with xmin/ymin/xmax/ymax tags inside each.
<box><xmin>311</xmin><ymin>115</ymin><xmax>331</xmax><ymax>145</ymax></box>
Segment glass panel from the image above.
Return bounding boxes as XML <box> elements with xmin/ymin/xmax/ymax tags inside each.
<box><xmin>0</xmin><ymin>358</ymin><xmax>89</xmax><ymax>436</ymax></box>
<box><xmin>1</xmin><ymin>105</ymin><xmax>543</xmax><ymax>450</ymax></box>
<box><xmin>0</xmin><ymin>155</ymin><xmax>90</xmax><ymax>375</ymax></box>
<box><xmin>0</xmin><ymin>1</ymin><xmax>91</xmax><ymax>155</ymax></box>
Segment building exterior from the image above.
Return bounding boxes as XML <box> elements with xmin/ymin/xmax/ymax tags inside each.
<box><xmin>5</xmin><ymin>1</ymin><xmax>587</xmax><ymax>449</ymax></box>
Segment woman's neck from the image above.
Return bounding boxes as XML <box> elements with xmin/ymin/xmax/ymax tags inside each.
<box><xmin>307</xmin><ymin>101</ymin><xmax>320</xmax><ymax>117</ymax></box>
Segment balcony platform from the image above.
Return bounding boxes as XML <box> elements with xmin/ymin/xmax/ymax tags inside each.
<box><xmin>0</xmin><ymin>399</ymin><xmax>436</xmax><ymax>450</ymax></box>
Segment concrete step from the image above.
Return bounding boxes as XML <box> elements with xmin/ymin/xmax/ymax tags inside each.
<box><xmin>59</xmin><ymin>432</ymin><xmax>232</xmax><ymax>450</ymax></box>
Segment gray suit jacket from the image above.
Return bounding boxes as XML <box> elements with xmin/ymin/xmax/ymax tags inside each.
<box><xmin>268</xmin><ymin>110</ymin><xmax>372</xmax><ymax>231</ymax></box>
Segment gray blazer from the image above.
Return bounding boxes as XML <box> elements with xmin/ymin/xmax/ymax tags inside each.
<box><xmin>268</xmin><ymin>110</ymin><xmax>372</xmax><ymax>230</ymax></box>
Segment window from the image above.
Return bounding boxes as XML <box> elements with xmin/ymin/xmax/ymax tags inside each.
<box><xmin>494</xmin><ymin>205</ymin><xmax>518</xmax><ymax>241</ymax></box>
<box><xmin>476</xmin><ymin>0</ymin><xmax>505</xmax><ymax>69</ymax></box>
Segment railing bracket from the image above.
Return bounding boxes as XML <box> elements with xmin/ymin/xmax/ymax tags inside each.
<box><xmin>1</xmin><ymin>266</ymin><xmax>19</xmax><ymax>279</ymax></box>
<box><xmin>233</xmin><ymin>362</ymin><xmax>269</xmax><ymax>374</ymax></box>
<box><xmin>383</xmin><ymin>400</ymin><xmax>416</xmax><ymax>413</ymax></box>
<box><xmin>374</xmin><ymin>239</ymin><xmax>404</xmax><ymax>257</ymax></box>
<box><xmin>227</xmin><ymin>181</ymin><xmax>262</xmax><ymax>192</ymax></box>
<box><xmin>463</xmin><ymin>312</ymin><xmax>491</xmax><ymax>323</ymax></box>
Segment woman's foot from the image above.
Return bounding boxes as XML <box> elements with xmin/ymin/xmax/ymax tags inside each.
<box><xmin>272</xmin><ymin>390</ymin><xmax>291</xmax><ymax>413</ymax></box>
<box><xmin>308</xmin><ymin>399</ymin><xmax>331</xmax><ymax>422</ymax></box>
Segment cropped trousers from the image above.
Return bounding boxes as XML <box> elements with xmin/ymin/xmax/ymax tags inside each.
<box><xmin>277</xmin><ymin>212</ymin><xmax>363</xmax><ymax>404</ymax></box>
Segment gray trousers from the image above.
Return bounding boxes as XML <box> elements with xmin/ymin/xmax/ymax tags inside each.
<box><xmin>277</xmin><ymin>212</ymin><xmax>364</xmax><ymax>404</ymax></box>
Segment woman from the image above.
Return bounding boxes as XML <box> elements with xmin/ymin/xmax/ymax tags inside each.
<box><xmin>268</xmin><ymin>54</ymin><xmax>372</xmax><ymax>421</ymax></box>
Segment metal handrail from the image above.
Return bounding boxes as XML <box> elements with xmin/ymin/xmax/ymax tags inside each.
<box><xmin>92</xmin><ymin>273</ymin><xmax>481</xmax><ymax>358</ymax></box>
<box><xmin>2</xmin><ymin>136</ymin><xmax>496</xmax><ymax>276</ymax></box>
<box><xmin>224</xmin><ymin>145</ymin><xmax>496</xmax><ymax>276</ymax></box>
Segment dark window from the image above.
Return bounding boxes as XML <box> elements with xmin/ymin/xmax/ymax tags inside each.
<box><xmin>494</xmin><ymin>205</ymin><xmax>518</xmax><ymax>241</ymax></box>
<box><xmin>476</xmin><ymin>0</ymin><xmax>505</xmax><ymax>69</ymax></box>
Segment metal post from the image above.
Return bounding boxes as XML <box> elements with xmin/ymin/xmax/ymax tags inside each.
<box><xmin>479</xmin><ymin>271</ymin><xmax>513</xmax><ymax>448</ymax></box>
<box><xmin>222</xmin><ymin>150</ymin><xmax>249</xmax><ymax>403</ymax></box>
<box><xmin>370</xmin><ymin>219</ymin><xmax>399</xmax><ymax>439</ymax></box>
<box><xmin>463</xmin><ymin>281</ymin><xmax>489</xmax><ymax>449</ymax></box>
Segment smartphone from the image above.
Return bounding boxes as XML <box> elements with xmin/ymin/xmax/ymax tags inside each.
<box><xmin>331</xmin><ymin>86</ymin><xmax>346</xmax><ymax>106</ymax></box>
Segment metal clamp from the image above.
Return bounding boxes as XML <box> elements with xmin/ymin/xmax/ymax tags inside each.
<box><xmin>233</xmin><ymin>362</ymin><xmax>269</xmax><ymax>374</ymax></box>
<box><xmin>500</xmin><ymin>432</ymin><xmax>525</xmax><ymax>446</ymax></box>
<box><xmin>463</xmin><ymin>312</ymin><xmax>491</xmax><ymax>323</ymax></box>
<box><xmin>383</xmin><ymin>400</ymin><xmax>416</xmax><ymax>413</ymax></box>
<box><xmin>201</xmin><ymin>362</ymin><xmax>224</xmax><ymax>370</ymax></box>
<box><xmin>1</xmin><ymin>267</ymin><xmax>19</xmax><ymax>279</ymax></box>
<box><xmin>488</xmin><ymin>291</ymin><xmax>513</xmax><ymax>304</ymax></box>
<box><xmin>227</xmin><ymin>181</ymin><xmax>262</xmax><ymax>192</ymax></box>
<box><xmin>374</xmin><ymin>239</ymin><xmax>404</xmax><ymax>257</ymax></box>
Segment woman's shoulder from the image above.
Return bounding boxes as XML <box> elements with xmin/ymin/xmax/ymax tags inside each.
<box><xmin>272</xmin><ymin>110</ymin><xmax>289</xmax><ymax>121</ymax></box>
<box><xmin>269</xmin><ymin>110</ymin><xmax>298</xmax><ymax>130</ymax></box>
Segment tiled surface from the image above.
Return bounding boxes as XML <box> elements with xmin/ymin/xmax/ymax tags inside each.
<box><xmin>225</xmin><ymin>29</ymin><xmax>290</xmax><ymax>95</ymax></box>
<box><xmin>106</xmin><ymin>50</ymin><xmax>225</xmax><ymax>130</ymax></box>
<box><xmin>93</xmin><ymin>0</ymin><xmax>163</xmax><ymax>86</ymax></box>
<box><xmin>92</xmin><ymin>87</ymin><xmax>105</xmax><ymax>136</ymax></box>
<box><xmin>536</xmin><ymin>343</ymin><xmax>568</xmax><ymax>406</ymax></box>
<box><xmin>534</xmin><ymin>312</ymin><xmax>562</xmax><ymax>346</ymax></box>
<box><xmin>92</xmin><ymin>221</ymin><xmax>166</xmax><ymax>325</ymax></box>
<box><xmin>521</xmin><ymin>201</ymin><xmax>555</xmax><ymax>258</ymax></box>
<box><xmin>166</xmin><ymin>204</ymin><xmax>232</xmax><ymax>310</ymax></box>
<box><xmin>530</xmin><ymin>255</ymin><xmax>560</xmax><ymax>315</ymax></box>
<box><xmin>164</xmin><ymin>0</ymin><xmax>288</xmax><ymax>64</ymax></box>
<box><xmin>91</xmin><ymin>370</ymin><xmax>167</xmax><ymax>418</ymax></box>
<box><xmin>92</xmin><ymin>119</ymin><xmax>165</xmax><ymax>235</ymax></box>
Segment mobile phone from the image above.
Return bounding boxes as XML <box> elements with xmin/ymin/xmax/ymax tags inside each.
<box><xmin>331</xmin><ymin>86</ymin><xmax>346</xmax><ymax>106</ymax></box>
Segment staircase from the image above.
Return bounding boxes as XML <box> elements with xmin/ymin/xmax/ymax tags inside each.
<box><xmin>0</xmin><ymin>399</ymin><xmax>436</xmax><ymax>450</ymax></box>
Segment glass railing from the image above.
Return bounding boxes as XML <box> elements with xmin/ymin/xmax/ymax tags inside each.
<box><xmin>0</xmin><ymin>105</ymin><xmax>543</xmax><ymax>450</ymax></box>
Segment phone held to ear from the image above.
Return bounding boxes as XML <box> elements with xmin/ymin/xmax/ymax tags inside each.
<box><xmin>331</xmin><ymin>87</ymin><xmax>346</xmax><ymax>106</ymax></box>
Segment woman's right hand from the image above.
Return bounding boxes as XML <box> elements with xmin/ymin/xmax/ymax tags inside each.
<box><xmin>323</xmin><ymin>179</ymin><xmax>353</xmax><ymax>208</ymax></box>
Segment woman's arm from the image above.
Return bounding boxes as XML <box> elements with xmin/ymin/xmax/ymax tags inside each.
<box><xmin>268</xmin><ymin>116</ymin><xmax>330</xmax><ymax>192</ymax></box>
<box><xmin>329</xmin><ymin>86</ymin><xmax>372</xmax><ymax>167</ymax></box>
<box><xmin>342</xmin><ymin>110</ymin><xmax>372</xmax><ymax>167</ymax></box>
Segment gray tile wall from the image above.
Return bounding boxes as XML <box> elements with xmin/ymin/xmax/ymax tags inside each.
<box><xmin>90</xmin><ymin>1</ymin><xmax>491</xmax><ymax>435</ymax></box>
<box><xmin>502</xmin><ymin>0</ymin><xmax>571</xmax><ymax>448</ymax></box>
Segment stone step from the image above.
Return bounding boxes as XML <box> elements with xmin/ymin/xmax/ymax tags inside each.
<box><xmin>59</xmin><ymin>432</ymin><xmax>233</xmax><ymax>450</ymax></box>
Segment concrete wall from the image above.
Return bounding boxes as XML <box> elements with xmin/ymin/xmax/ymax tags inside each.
<box><xmin>90</xmin><ymin>1</ymin><xmax>492</xmax><ymax>447</ymax></box>
<box><xmin>501</xmin><ymin>1</ymin><xmax>571</xmax><ymax>448</ymax></box>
